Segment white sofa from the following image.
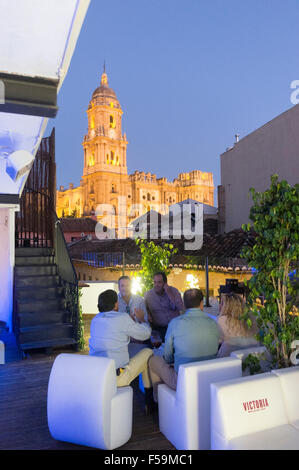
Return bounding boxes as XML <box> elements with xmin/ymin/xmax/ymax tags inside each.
<box><xmin>0</xmin><ymin>340</ymin><xmax>4</xmax><ymax>364</ymax></box>
<box><xmin>210</xmin><ymin>371</ymin><xmax>299</xmax><ymax>450</ymax></box>
<box><xmin>158</xmin><ymin>357</ymin><xmax>242</xmax><ymax>450</ymax></box>
<box><xmin>272</xmin><ymin>367</ymin><xmax>299</xmax><ymax>431</ymax></box>
<box><xmin>47</xmin><ymin>354</ymin><xmax>133</xmax><ymax>450</ymax></box>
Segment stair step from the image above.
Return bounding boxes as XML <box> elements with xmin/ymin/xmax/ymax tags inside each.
<box><xmin>18</xmin><ymin>311</ymin><xmax>68</xmax><ymax>327</ymax></box>
<box><xmin>15</xmin><ymin>256</ymin><xmax>55</xmax><ymax>266</ymax></box>
<box><xmin>15</xmin><ymin>265</ymin><xmax>57</xmax><ymax>276</ymax></box>
<box><xmin>15</xmin><ymin>275</ymin><xmax>60</xmax><ymax>288</ymax></box>
<box><xmin>20</xmin><ymin>337</ymin><xmax>77</xmax><ymax>351</ymax></box>
<box><xmin>16</xmin><ymin>298</ymin><xmax>63</xmax><ymax>313</ymax></box>
<box><xmin>16</xmin><ymin>248</ymin><xmax>53</xmax><ymax>257</ymax></box>
<box><xmin>15</xmin><ymin>286</ymin><xmax>62</xmax><ymax>300</ymax></box>
<box><xmin>18</xmin><ymin>323</ymin><xmax>74</xmax><ymax>344</ymax></box>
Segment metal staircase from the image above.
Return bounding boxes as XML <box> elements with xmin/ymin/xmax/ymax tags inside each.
<box><xmin>14</xmin><ymin>247</ymin><xmax>76</xmax><ymax>351</ymax></box>
<box><xmin>13</xmin><ymin>129</ymin><xmax>80</xmax><ymax>353</ymax></box>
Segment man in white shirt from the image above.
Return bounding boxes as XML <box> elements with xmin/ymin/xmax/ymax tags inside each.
<box><xmin>89</xmin><ymin>289</ymin><xmax>154</xmax><ymax>412</ymax></box>
<box><xmin>117</xmin><ymin>275</ymin><xmax>148</xmax><ymax>323</ymax></box>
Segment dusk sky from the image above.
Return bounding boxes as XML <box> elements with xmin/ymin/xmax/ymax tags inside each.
<box><xmin>46</xmin><ymin>0</ymin><xmax>299</xmax><ymax>204</ymax></box>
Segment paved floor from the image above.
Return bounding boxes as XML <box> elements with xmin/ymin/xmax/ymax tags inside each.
<box><xmin>0</xmin><ymin>358</ymin><xmax>174</xmax><ymax>450</ymax></box>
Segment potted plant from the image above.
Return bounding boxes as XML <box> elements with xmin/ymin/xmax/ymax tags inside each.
<box><xmin>242</xmin><ymin>175</ymin><xmax>299</xmax><ymax>370</ymax></box>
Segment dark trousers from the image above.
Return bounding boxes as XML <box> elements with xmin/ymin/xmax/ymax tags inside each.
<box><xmin>151</xmin><ymin>325</ymin><xmax>168</xmax><ymax>343</ymax></box>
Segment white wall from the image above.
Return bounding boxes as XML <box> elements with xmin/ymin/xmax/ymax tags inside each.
<box><xmin>221</xmin><ymin>103</ymin><xmax>299</xmax><ymax>232</ymax></box>
<box><xmin>0</xmin><ymin>207</ymin><xmax>16</xmax><ymax>330</ymax></box>
<box><xmin>80</xmin><ymin>281</ymin><xmax>119</xmax><ymax>315</ymax></box>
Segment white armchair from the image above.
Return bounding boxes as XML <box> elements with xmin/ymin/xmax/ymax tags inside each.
<box><xmin>47</xmin><ymin>354</ymin><xmax>133</xmax><ymax>450</ymax></box>
<box><xmin>210</xmin><ymin>372</ymin><xmax>299</xmax><ymax>450</ymax></box>
<box><xmin>272</xmin><ymin>367</ymin><xmax>299</xmax><ymax>430</ymax></box>
<box><xmin>158</xmin><ymin>357</ymin><xmax>242</xmax><ymax>450</ymax></box>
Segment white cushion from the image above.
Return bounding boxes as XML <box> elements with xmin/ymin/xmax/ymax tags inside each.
<box><xmin>211</xmin><ymin>373</ymin><xmax>289</xmax><ymax>450</ymax></box>
<box><xmin>228</xmin><ymin>424</ymin><xmax>299</xmax><ymax>450</ymax></box>
<box><xmin>47</xmin><ymin>354</ymin><xmax>133</xmax><ymax>450</ymax></box>
<box><xmin>271</xmin><ymin>367</ymin><xmax>299</xmax><ymax>423</ymax></box>
<box><xmin>158</xmin><ymin>357</ymin><xmax>242</xmax><ymax>450</ymax></box>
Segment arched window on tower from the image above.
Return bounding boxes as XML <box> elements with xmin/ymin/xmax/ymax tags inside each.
<box><xmin>111</xmin><ymin>151</ymin><xmax>115</xmax><ymax>165</ymax></box>
<box><xmin>147</xmin><ymin>193</ymin><xmax>151</xmax><ymax>201</ymax></box>
<box><xmin>110</xmin><ymin>115</ymin><xmax>115</xmax><ymax>129</ymax></box>
<box><xmin>88</xmin><ymin>152</ymin><xmax>95</xmax><ymax>167</ymax></box>
<box><xmin>111</xmin><ymin>183</ymin><xmax>116</xmax><ymax>193</ymax></box>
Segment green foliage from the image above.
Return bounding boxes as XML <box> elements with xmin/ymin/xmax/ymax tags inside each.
<box><xmin>134</xmin><ymin>239</ymin><xmax>178</xmax><ymax>295</ymax></box>
<box><xmin>77</xmin><ymin>288</ymin><xmax>85</xmax><ymax>350</ymax></box>
<box><xmin>241</xmin><ymin>175</ymin><xmax>299</xmax><ymax>368</ymax></box>
<box><xmin>63</xmin><ymin>283</ymin><xmax>85</xmax><ymax>350</ymax></box>
<box><xmin>242</xmin><ymin>354</ymin><xmax>262</xmax><ymax>375</ymax></box>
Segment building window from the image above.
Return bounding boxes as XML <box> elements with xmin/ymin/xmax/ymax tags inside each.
<box><xmin>106</xmin><ymin>154</ymin><xmax>109</xmax><ymax>164</ymax></box>
<box><xmin>110</xmin><ymin>115</ymin><xmax>115</xmax><ymax>128</ymax></box>
<box><xmin>112</xmin><ymin>183</ymin><xmax>116</xmax><ymax>193</ymax></box>
<box><xmin>111</xmin><ymin>151</ymin><xmax>115</xmax><ymax>164</ymax></box>
<box><xmin>83</xmin><ymin>274</ymin><xmax>86</xmax><ymax>281</ymax></box>
<box><xmin>147</xmin><ymin>193</ymin><xmax>151</xmax><ymax>201</ymax></box>
<box><xmin>88</xmin><ymin>152</ymin><xmax>95</xmax><ymax>166</ymax></box>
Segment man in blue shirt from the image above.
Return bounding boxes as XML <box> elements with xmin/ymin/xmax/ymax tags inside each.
<box><xmin>148</xmin><ymin>288</ymin><xmax>220</xmax><ymax>402</ymax></box>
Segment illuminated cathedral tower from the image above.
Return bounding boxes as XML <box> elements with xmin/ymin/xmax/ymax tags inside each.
<box><xmin>56</xmin><ymin>67</ymin><xmax>214</xmax><ymax>231</ymax></box>
<box><xmin>83</xmin><ymin>67</ymin><xmax>128</xmax><ymax>176</ymax></box>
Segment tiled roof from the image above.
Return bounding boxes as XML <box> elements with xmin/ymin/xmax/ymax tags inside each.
<box><xmin>60</xmin><ymin>217</ymin><xmax>98</xmax><ymax>232</ymax></box>
<box><xmin>69</xmin><ymin>229</ymin><xmax>256</xmax><ymax>268</ymax></box>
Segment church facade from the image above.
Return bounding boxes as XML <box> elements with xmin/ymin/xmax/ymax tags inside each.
<box><xmin>56</xmin><ymin>70</ymin><xmax>214</xmax><ymax>234</ymax></box>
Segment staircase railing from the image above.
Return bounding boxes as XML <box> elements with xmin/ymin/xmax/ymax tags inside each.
<box><xmin>53</xmin><ymin>212</ymin><xmax>79</xmax><ymax>347</ymax></box>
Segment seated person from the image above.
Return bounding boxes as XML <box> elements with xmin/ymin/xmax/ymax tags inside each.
<box><xmin>89</xmin><ymin>289</ymin><xmax>154</xmax><ymax>412</ymax></box>
<box><xmin>217</xmin><ymin>292</ymin><xmax>260</xmax><ymax>358</ymax></box>
<box><xmin>117</xmin><ymin>275</ymin><xmax>149</xmax><ymax>355</ymax></box>
<box><xmin>145</xmin><ymin>272</ymin><xmax>184</xmax><ymax>342</ymax></box>
<box><xmin>117</xmin><ymin>275</ymin><xmax>148</xmax><ymax>323</ymax></box>
<box><xmin>148</xmin><ymin>288</ymin><xmax>220</xmax><ymax>402</ymax></box>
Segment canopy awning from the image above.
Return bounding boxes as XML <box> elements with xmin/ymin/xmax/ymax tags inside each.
<box><xmin>0</xmin><ymin>0</ymin><xmax>90</xmax><ymax>198</ymax></box>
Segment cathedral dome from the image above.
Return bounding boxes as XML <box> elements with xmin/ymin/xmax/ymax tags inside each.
<box><xmin>91</xmin><ymin>69</ymin><xmax>119</xmax><ymax>103</ymax></box>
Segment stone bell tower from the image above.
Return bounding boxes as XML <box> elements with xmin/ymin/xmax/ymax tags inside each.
<box><xmin>82</xmin><ymin>67</ymin><xmax>128</xmax><ymax>176</ymax></box>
